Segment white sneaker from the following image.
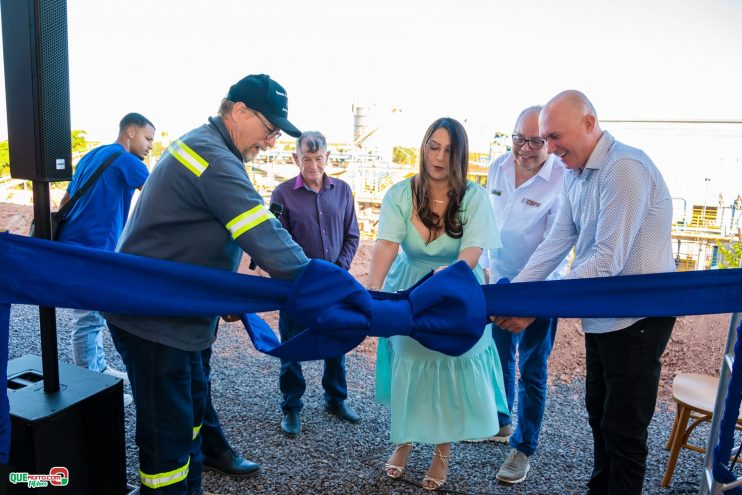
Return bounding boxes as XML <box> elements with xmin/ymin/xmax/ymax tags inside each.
<box><xmin>123</xmin><ymin>393</ymin><xmax>134</xmax><ymax>408</ymax></box>
<box><xmin>496</xmin><ymin>449</ymin><xmax>530</xmax><ymax>484</ymax></box>
<box><xmin>102</xmin><ymin>366</ymin><xmax>130</xmax><ymax>384</ymax></box>
<box><xmin>464</xmin><ymin>423</ymin><xmax>513</xmax><ymax>443</ymax></box>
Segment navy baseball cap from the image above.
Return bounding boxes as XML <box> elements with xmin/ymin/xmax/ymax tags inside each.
<box><xmin>227</xmin><ymin>74</ymin><xmax>301</xmax><ymax>138</ymax></box>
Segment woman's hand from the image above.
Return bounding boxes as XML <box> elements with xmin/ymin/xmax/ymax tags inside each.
<box><xmin>367</xmin><ymin>239</ymin><xmax>399</xmax><ymax>293</ymax></box>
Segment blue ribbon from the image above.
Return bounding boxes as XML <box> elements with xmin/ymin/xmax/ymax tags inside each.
<box><xmin>0</xmin><ymin>232</ymin><xmax>291</xmax><ymax>316</ymax></box>
<box><xmin>4</xmin><ymin>231</ymin><xmax>742</xmax><ymax>484</ymax></box>
<box><xmin>484</xmin><ymin>268</ymin><xmax>742</xmax><ymax>317</ymax></box>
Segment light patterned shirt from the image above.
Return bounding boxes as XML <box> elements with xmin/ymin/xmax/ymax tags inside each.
<box><xmin>514</xmin><ymin>131</ymin><xmax>676</xmax><ymax>333</ymax></box>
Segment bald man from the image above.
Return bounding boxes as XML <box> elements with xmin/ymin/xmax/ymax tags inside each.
<box><xmin>491</xmin><ymin>90</ymin><xmax>676</xmax><ymax>495</ymax></box>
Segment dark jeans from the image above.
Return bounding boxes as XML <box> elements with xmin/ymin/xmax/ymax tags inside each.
<box><xmin>585</xmin><ymin>317</ymin><xmax>675</xmax><ymax>495</ymax></box>
<box><xmin>493</xmin><ymin>318</ymin><xmax>557</xmax><ymax>456</ymax></box>
<box><xmin>278</xmin><ymin>312</ymin><xmax>347</xmax><ymax>412</ymax></box>
<box><xmin>109</xmin><ymin>323</ymin><xmax>208</xmax><ymax>495</ymax></box>
<box><xmin>199</xmin><ymin>345</ymin><xmax>231</xmax><ymax>458</ymax></box>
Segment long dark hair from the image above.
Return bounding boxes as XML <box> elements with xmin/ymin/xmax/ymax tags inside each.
<box><xmin>412</xmin><ymin>117</ymin><xmax>468</xmax><ymax>243</ymax></box>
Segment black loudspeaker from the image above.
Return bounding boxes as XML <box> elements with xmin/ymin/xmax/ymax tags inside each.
<box><xmin>5</xmin><ymin>355</ymin><xmax>128</xmax><ymax>494</ymax></box>
<box><xmin>0</xmin><ymin>0</ymin><xmax>72</xmax><ymax>182</ymax></box>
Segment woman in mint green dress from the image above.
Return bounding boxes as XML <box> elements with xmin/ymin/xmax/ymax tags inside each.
<box><xmin>367</xmin><ymin>117</ymin><xmax>509</xmax><ymax>491</ymax></box>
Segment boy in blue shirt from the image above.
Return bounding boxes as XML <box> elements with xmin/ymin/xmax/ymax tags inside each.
<box><xmin>58</xmin><ymin>113</ymin><xmax>153</xmax><ymax>388</ymax></box>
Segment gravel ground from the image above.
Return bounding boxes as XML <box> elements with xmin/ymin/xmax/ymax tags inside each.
<box><xmin>7</xmin><ymin>304</ymin><xmax>726</xmax><ymax>494</ymax></box>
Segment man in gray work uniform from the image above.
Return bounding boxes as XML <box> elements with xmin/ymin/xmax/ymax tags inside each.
<box><xmin>104</xmin><ymin>74</ymin><xmax>308</xmax><ymax>495</ymax></box>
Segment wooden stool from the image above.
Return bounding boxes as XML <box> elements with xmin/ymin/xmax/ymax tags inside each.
<box><xmin>662</xmin><ymin>373</ymin><xmax>742</xmax><ymax>487</ymax></box>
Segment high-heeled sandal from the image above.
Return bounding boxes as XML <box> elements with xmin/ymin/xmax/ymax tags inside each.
<box><xmin>384</xmin><ymin>442</ymin><xmax>413</xmax><ymax>479</ymax></box>
<box><xmin>422</xmin><ymin>445</ymin><xmax>450</xmax><ymax>491</ymax></box>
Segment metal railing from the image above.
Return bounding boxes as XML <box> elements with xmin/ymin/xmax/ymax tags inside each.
<box><xmin>699</xmin><ymin>313</ymin><xmax>742</xmax><ymax>494</ymax></box>
<box><xmin>0</xmin><ymin>174</ymin><xmax>25</xmax><ymax>191</ymax></box>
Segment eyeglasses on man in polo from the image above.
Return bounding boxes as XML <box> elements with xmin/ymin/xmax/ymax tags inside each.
<box><xmin>511</xmin><ymin>134</ymin><xmax>546</xmax><ymax>150</ymax></box>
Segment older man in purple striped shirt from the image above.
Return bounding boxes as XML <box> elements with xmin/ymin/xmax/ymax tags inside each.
<box><xmin>270</xmin><ymin>131</ymin><xmax>361</xmax><ymax>437</ymax></box>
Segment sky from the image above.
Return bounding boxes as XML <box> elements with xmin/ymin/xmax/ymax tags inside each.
<box><xmin>1</xmin><ymin>0</ymin><xmax>742</xmax><ymax>155</ymax></box>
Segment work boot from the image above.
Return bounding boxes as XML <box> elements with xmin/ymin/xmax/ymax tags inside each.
<box><xmin>203</xmin><ymin>449</ymin><xmax>260</xmax><ymax>477</ymax></box>
<box><xmin>325</xmin><ymin>401</ymin><xmax>360</xmax><ymax>423</ymax></box>
<box><xmin>281</xmin><ymin>409</ymin><xmax>301</xmax><ymax>436</ymax></box>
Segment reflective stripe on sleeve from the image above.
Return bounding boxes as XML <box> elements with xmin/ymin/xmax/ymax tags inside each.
<box><xmin>226</xmin><ymin>205</ymin><xmax>273</xmax><ymax>239</ymax></box>
<box><xmin>139</xmin><ymin>458</ymin><xmax>189</xmax><ymax>489</ymax></box>
<box><xmin>193</xmin><ymin>423</ymin><xmax>202</xmax><ymax>440</ymax></box>
<box><xmin>168</xmin><ymin>139</ymin><xmax>208</xmax><ymax>177</ymax></box>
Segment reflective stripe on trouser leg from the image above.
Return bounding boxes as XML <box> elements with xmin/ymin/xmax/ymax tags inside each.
<box><xmin>139</xmin><ymin>459</ymin><xmax>189</xmax><ymax>490</ymax></box>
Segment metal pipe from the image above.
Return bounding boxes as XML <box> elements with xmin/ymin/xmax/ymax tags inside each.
<box><xmin>31</xmin><ymin>180</ymin><xmax>60</xmax><ymax>393</ymax></box>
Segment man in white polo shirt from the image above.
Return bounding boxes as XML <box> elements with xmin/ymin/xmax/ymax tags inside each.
<box><xmin>481</xmin><ymin>105</ymin><xmax>567</xmax><ymax>484</ymax></box>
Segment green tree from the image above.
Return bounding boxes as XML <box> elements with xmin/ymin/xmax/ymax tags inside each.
<box><xmin>0</xmin><ymin>140</ymin><xmax>9</xmax><ymax>176</ymax></box>
<box><xmin>717</xmin><ymin>241</ymin><xmax>742</xmax><ymax>268</ymax></box>
<box><xmin>393</xmin><ymin>146</ymin><xmax>417</xmax><ymax>165</ymax></box>
<box><xmin>151</xmin><ymin>140</ymin><xmax>167</xmax><ymax>161</ymax></box>
<box><xmin>71</xmin><ymin>129</ymin><xmax>88</xmax><ymax>153</ymax></box>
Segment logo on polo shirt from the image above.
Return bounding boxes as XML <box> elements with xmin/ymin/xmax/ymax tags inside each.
<box><xmin>490</xmin><ymin>189</ymin><xmax>502</xmax><ymax>196</ymax></box>
<box><xmin>521</xmin><ymin>197</ymin><xmax>542</xmax><ymax>207</ymax></box>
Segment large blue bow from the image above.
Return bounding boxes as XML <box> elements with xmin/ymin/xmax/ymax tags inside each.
<box><xmin>243</xmin><ymin>259</ymin><xmax>486</xmax><ymax>361</ymax></box>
